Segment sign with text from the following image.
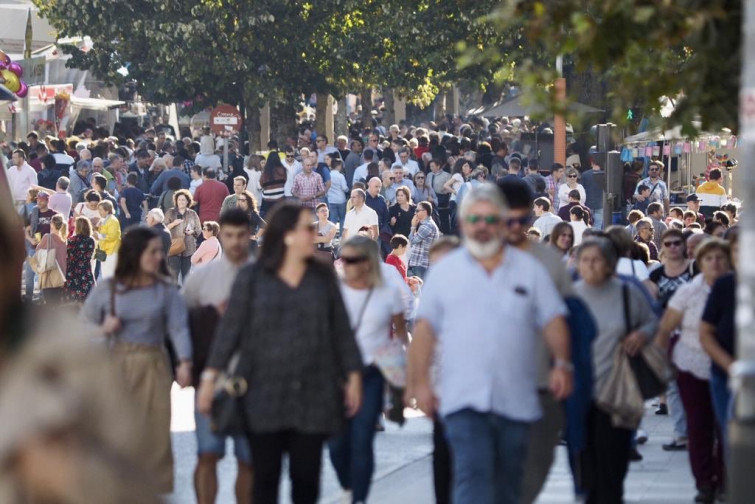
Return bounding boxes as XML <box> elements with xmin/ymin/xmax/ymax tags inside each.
<box><xmin>210</xmin><ymin>104</ymin><xmax>241</xmax><ymax>135</ymax></box>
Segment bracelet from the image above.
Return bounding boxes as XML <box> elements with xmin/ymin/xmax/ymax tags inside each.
<box><xmin>554</xmin><ymin>359</ymin><xmax>574</xmax><ymax>372</ymax></box>
<box><xmin>200</xmin><ymin>370</ymin><xmax>217</xmax><ymax>382</ymax></box>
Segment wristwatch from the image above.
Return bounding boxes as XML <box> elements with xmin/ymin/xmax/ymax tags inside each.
<box><xmin>554</xmin><ymin>359</ymin><xmax>574</xmax><ymax>372</ymax></box>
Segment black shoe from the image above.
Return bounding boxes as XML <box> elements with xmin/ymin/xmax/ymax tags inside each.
<box><xmin>694</xmin><ymin>487</ymin><xmax>715</xmax><ymax>503</ymax></box>
<box><xmin>629</xmin><ymin>447</ymin><xmax>643</xmax><ymax>462</ymax></box>
<box><xmin>655</xmin><ymin>403</ymin><xmax>668</xmax><ymax>415</ymax></box>
<box><xmin>662</xmin><ymin>439</ymin><xmax>688</xmax><ymax>451</ymax></box>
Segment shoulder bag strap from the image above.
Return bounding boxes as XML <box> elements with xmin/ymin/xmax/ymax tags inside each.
<box><xmin>622</xmin><ymin>282</ymin><xmax>632</xmax><ymax>336</ymax></box>
<box><xmin>352</xmin><ymin>288</ymin><xmax>375</xmax><ymax>334</ymax></box>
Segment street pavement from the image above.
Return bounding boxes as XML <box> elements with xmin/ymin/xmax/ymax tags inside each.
<box><xmin>168</xmin><ymin>385</ymin><xmax>697</xmax><ymax>503</ymax></box>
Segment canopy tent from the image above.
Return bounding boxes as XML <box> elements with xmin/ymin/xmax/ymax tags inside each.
<box><xmin>0</xmin><ymin>83</ymin><xmax>17</xmax><ymax>102</ymax></box>
<box><xmin>0</xmin><ymin>1</ymin><xmax>56</xmax><ymax>55</ymax></box>
<box><xmin>465</xmin><ymin>94</ymin><xmax>603</xmax><ymax>118</ymax></box>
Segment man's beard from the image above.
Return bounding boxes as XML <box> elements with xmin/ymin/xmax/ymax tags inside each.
<box><xmin>465</xmin><ymin>236</ymin><xmax>503</xmax><ymax>259</ymax></box>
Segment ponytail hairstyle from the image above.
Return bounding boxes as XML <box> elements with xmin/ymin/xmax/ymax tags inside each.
<box><xmin>51</xmin><ymin>213</ymin><xmax>68</xmax><ymax>240</ymax></box>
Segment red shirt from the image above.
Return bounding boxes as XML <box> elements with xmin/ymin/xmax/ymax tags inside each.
<box><xmin>193</xmin><ymin>179</ymin><xmax>229</xmax><ymax>223</ymax></box>
<box><xmin>385</xmin><ymin>254</ymin><xmax>407</xmax><ymax>280</ymax></box>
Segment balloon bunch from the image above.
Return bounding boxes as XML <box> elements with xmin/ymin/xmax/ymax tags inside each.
<box><xmin>0</xmin><ymin>49</ymin><xmax>28</xmax><ymax>98</ymax></box>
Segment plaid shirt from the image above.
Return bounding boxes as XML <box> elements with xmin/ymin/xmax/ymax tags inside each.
<box><xmin>292</xmin><ymin>171</ymin><xmax>325</xmax><ymax>208</ymax></box>
<box><xmin>408</xmin><ymin>217</ymin><xmax>440</xmax><ymax>268</ymax></box>
<box><xmin>545</xmin><ymin>175</ymin><xmax>559</xmax><ymax>209</ymax></box>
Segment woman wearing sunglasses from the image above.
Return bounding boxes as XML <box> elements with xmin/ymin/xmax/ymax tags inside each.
<box><xmin>557</xmin><ymin>168</ymin><xmax>586</xmax><ymax>210</ymax></box>
<box><xmin>197</xmin><ymin>202</ymin><xmax>363</xmax><ymax>504</ymax></box>
<box><xmin>330</xmin><ymin>235</ymin><xmax>408</xmax><ymax>504</ymax></box>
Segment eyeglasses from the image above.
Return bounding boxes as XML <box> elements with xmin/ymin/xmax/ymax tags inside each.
<box><xmin>286</xmin><ymin>155</ymin><xmax>294</xmax><ymax>159</ymax></box>
<box><xmin>238</xmin><ymin>198</ymin><xmax>248</xmax><ymax>203</ymax></box>
<box><xmin>341</xmin><ymin>255</ymin><xmax>368</xmax><ymax>265</ymax></box>
<box><xmin>465</xmin><ymin>214</ymin><xmax>501</xmax><ymax>225</ymax></box>
<box><xmin>316</xmin><ymin>139</ymin><xmax>326</xmax><ymax>143</ymax></box>
<box><xmin>415</xmin><ymin>176</ymin><xmax>425</xmax><ymax>180</ymax></box>
<box><xmin>663</xmin><ymin>240</ymin><xmax>683</xmax><ymax>247</ymax></box>
<box><xmin>506</xmin><ymin>215</ymin><xmax>530</xmax><ymax>227</ymax></box>
<box><xmin>567</xmin><ymin>175</ymin><xmax>578</xmax><ymax>178</ymax></box>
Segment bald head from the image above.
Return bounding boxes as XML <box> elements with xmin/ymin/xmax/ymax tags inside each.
<box><xmin>368</xmin><ymin>177</ymin><xmax>382</xmax><ymax>197</ymax></box>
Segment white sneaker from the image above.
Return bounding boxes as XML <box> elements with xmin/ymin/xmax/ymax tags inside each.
<box><xmin>341</xmin><ymin>490</ymin><xmax>353</xmax><ymax>504</ymax></box>
<box><xmin>635</xmin><ymin>429</ymin><xmax>648</xmax><ymax>445</ymax></box>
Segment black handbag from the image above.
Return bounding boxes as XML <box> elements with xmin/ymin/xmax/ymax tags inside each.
<box><xmin>94</xmin><ymin>246</ymin><xmax>107</xmax><ymax>262</ymax></box>
<box><xmin>209</xmin><ymin>266</ymin><xmax>258</xmax><ymax>436</ymax></box>
<box><xmin>622</xmin><ymin>283</ymin><xmax>673</xmax><ymax>399</ymax></box>
<box><xmin>210</xmin><ymin>352</ymin><xmax>250</xmax><ymax>436</ymax></box>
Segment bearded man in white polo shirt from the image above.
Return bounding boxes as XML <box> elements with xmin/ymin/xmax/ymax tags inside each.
<box><xmin>408</xmin><ymin>183</ymin><xmax>573</xmax><ymax>504</ymax></box>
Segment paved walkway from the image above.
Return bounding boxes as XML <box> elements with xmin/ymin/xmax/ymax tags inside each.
<box><xmin>168</xmin><ymin>387</ymin><xmax>696</xmax><ymax>503</ymax></box>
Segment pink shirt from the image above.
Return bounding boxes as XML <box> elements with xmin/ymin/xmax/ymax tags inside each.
<box><xmin>191</xmin><ymin>236</ymin><xmax>221</xmax><ymax>265</ymax></box>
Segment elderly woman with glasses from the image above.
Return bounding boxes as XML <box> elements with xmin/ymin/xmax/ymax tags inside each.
<box><xmin>655</xmin><ymin>238</ymin><xmax>731</xmax><ymax>503</ymax></box>
<box><xmin>557</xmin><ymin>168</ymin><xmax>586</xmax><ymax>210</ymax></box>
<box><xmin>329</xmin><ymin>235</ymin><xmax>408</xmax><ymax>504</ymax></box>
<box><xmin>412</xmin><ymin>171</ymin><xmax>438</xmax><ymax>206</ymax></box>
<box><xmin>191</xmin><ymin>221</ymin><xmax>222</xmax><ymax>266</ymax></box>
<box><xmin>574</xmin><ymin>237</ymin><xmax>659</xmax><ymax>504</ymax></box>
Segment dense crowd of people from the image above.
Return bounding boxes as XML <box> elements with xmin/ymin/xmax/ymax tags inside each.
<box><xmin>0</xmin><ymin>115</ymin><xmax>742</xmax><ymax>504</ymax></box>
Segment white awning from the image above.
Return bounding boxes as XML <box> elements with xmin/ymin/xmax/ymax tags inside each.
<box><xmin>70</xmin><ymin>96</ymin><xmax>124</xmax><ymax>111</ymax></box>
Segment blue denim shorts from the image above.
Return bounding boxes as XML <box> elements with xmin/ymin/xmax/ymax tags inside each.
<box><xmin>194</xmin><ymin>408</ymin><xmax>252</xmax><ymax>464</ymax></box>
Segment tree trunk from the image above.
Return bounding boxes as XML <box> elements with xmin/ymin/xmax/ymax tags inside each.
<box><xmin>334</xmin><ymin>96</ymin><xmax>348</xmax><ymax>138</ymax></box>
<box><xmin>360</xmin><ymin>87</ymin><xmax>373</xmax><ymax>128</ymax></box>
<box><xmin>246</xmin><ymin>104</ymin><xmax>262</xmax><ymax>153</ymax></box>
<box><xmin>270</xmin><ymin>100</ymin><xmax>297</xmax><ymax>146</ymax></box>
<box><xmin>382</xmin><ymin>88</ymin><xmax>395</xmax><ymax>127</ymax></box>
<box><xmin>434</xmin><ymin>90</ymin><xmax>447</xmax><ymax>121</ymax></box>
<box><xmin>315</xmin><ymin>93</ymin><xmax>334</xmax><ymax>143</ymax></box>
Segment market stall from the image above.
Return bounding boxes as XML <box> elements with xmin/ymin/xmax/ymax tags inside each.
<box><xmin>622</xmin><ymin>126</ymin><xmax>741</xmax><ymax>201</ymax></box>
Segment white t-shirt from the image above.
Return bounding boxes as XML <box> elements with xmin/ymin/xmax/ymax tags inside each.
<box><xmin>569</xmin><ymin>219</ymin><xmax>588</xmax><ymax>246</ymax></box>
<box><xmin>557</xmin><ymin>183</ymin><xmax>586</xmax><ymax>209</ymax></box>
<box><xmin>343</xmin><ymin>205</ymin><xmax>378</xmax><ymax>236</ymax></box>
<box><xmin>449</xmin><ymin>173</ymin><xmax>464</xmax><ymax>202</ymax></box>
<box><xmin>340</xmin><ymin>281</ymin><xmax>404</xmax><ymax>365</ymax></box>
<box><xmin>616</xmin><ymin>257</ymin><xmax>649</xmax><ymax>280</ymax></box>
<box><xmin>244</xmin><ymin>169</ymin><xmax>263</xmax><ymax>205</ymax></box>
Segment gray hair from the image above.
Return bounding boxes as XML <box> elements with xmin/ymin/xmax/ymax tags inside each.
<box><xmin>458</xmin><ymin>183</ymin><xmax>508</xmax><ymax>222</ymax></box>
<box><xmin>341</xmin><ymin>235</ymin><xmax>384</xmax><ymax>287</ymax></box>
<box><xmin>147</xmin><ymin>208</ymin><xmax>165</xmax><ymax>223</ymax></box>
<box><xmin>577</xmin><ymin>237</ymin><xmax>619</xmax><ymax>273</ymax></box>
<box><xmin>76</xmin><ymin>160</ymin><xmax>92</xmax><ymax>172</ymax></box>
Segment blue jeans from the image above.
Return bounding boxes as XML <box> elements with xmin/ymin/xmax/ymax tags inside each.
<box><xmin>668</xmin><ymin>379</ymin><xmax>688</xmax><ymax>439</ymax></box>
<box><xmin>408</xmin><ymin>265</ymin><xmax>427</xmax><ymax>280</ymax></box>
<box><xmin>710</xmin><ymin>372</ymin><xmax>732</xmax><ymax>454</ymax></box>
<box><xmin>24</xmin><ymin>242</ymin><xmax>37</xmax><ymax>300</ymax></box>
<box><xmin>328</xmin><ymin>202</ymin><xmax>347</xmax><ymax>234</ymax></box>
<box><xmin>443</xmin><ymin>409</ymin><xmax>531</xmax><ymax>504</ymax></box>
<box><xmin>194</xmin><ymin>402</ymin><xmax>252</xmax><ymax>464</ymax></box>
<box><xmin>592</xmin><ymin>209</ymin><xmax>604</xmax><ymax>230</ymax></box>
<box><xmin>328</xmin><ymin>366</ymin><xmax>385</xmax><ymax>503</ymax></box>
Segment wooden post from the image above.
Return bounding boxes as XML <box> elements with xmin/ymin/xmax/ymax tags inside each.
<box><xmin>260</xmin><ymin>102</ymin><xmax>271</xmax><ymax>149</ymax></box>
<box><xmin>553</xmin><ymin>77</ymin><xmax>567</xmax><ymax>165</ymax></box>
<box><xmin>394</xmin><ymin>90</ymin><xmax>406</xmax><ymax>123</ymax></box>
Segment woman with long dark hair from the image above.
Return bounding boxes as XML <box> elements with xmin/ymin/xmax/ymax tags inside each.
<box><xmin>550</xmin><ymin>221</ymin><xmax>575</xmax><ymax>257</ymax></box>
<box><xmin>259</xmin><ymin>153</ymin><xmax>288</xmax><ymax>217</ymax></box>
<box><xmin>197</xmin><ymin>202</ymin><xmax>363</xmax><ymax>504</ymax></box>
<box><xmin>236</xmin><ymin>189</ymin><xmax>266</xmax><ymax>254</ymax></box>
<box><xmin>81</xmin><ymin>227</ymin><xmax>193</xmax><ymax>493</ymax></box>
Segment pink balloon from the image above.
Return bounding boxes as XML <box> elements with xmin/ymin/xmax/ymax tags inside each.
<box><xmin>16</xmin><ymin>81</ymin><xmax>28</xmax><ymax>98</ymax></box>
<box><xmin>8</xmin><ymin>62</ymin><xmax>22</xmax><ymax>78</ymax></box>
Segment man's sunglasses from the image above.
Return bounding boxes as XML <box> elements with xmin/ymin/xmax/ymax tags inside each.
<box><xmin>341</xmin><ymin>255</ymin><xmax>368</xmax><ymax>264</ymax></box>
<box><xmin>465</xmin><ymin>215</ymin><xmax>501</xmax><ymax>225</ymax></box>
<box><xmin>506</xmin><ymin>215</ymin><xmax>530</xmax><ymax>227</ymax></box>
<box><xmin>663</xmin><ymin>240</ymin><xmax>683</xmax><ymax>248</ymax></box>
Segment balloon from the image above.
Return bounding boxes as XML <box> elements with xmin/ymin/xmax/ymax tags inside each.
<box><xmin>0</xmin><ymin>69</ymin><xmax>20</xmax><ymax>93</ymax></box>
<box><xmin>0</xmin><ymin>50</ymin><xmax>9</xmax><ymax>65</ymax></box>
<box><xmin>16</xmin><ymin>81</ymin><xmax>28</xmax><ymax>98</ymax></box>
<box><xmin>8</xmin><ymin>62</ymin><xmax>22</xmax><ymax>78</ymax></box>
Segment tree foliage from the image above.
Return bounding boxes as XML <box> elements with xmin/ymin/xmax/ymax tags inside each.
<box><xmin>479</xmin><ymin>0</ymin><xmax>741</xmax><ymax>134</ymax></box>
<box><xmin>33</xmin><ymin>0</ymin><xmax>505</xmax><ymax>111</ymax></box>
